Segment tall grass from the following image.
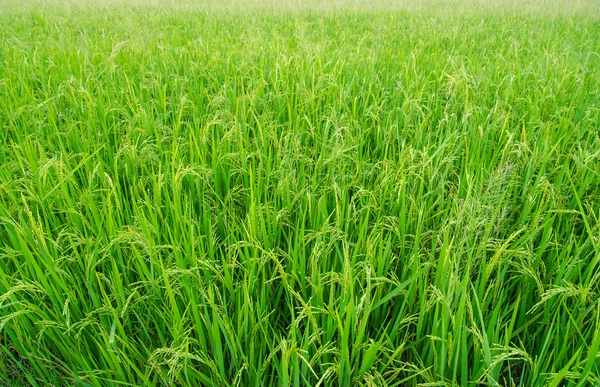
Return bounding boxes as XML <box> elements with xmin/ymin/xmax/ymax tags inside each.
<box><xmin>1</xmin><ymin>1</ymin><xmax>599</xmax><ymax>386</ymax></box>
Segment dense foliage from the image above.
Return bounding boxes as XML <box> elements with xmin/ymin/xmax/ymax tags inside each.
<box><xmin>1</xmin><ymin>1</ymin><xmax>599</xmax><ymax>385</ymax></box>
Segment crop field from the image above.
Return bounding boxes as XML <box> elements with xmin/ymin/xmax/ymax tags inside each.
<box><xmin>1</xmin><ymin>0</ymin><xmax>600</xmax><ymax>385</ymax></box>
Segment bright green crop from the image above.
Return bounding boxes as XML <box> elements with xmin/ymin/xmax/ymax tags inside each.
<box><xmin>1</xmin><ymin>1</ymin><xmax>599</xmax><ymax>385</ymax></box>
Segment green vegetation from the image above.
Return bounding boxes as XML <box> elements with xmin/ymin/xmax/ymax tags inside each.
<box><xmin>1</xmin><ymin>1</ymin><xmax>599</xmax><ymax>385</ymax></box>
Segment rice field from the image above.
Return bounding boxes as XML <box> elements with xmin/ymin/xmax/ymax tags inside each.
<box><xmin>1</xmin><ymin>0</ymin><xmax>600</xmax><ymax>385</ymax></box>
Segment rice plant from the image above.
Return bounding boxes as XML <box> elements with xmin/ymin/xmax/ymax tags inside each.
<box><xmin>1</xmin><ymin>0</ymin><xmax>599</xmax><ymax>386</ymax></box>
